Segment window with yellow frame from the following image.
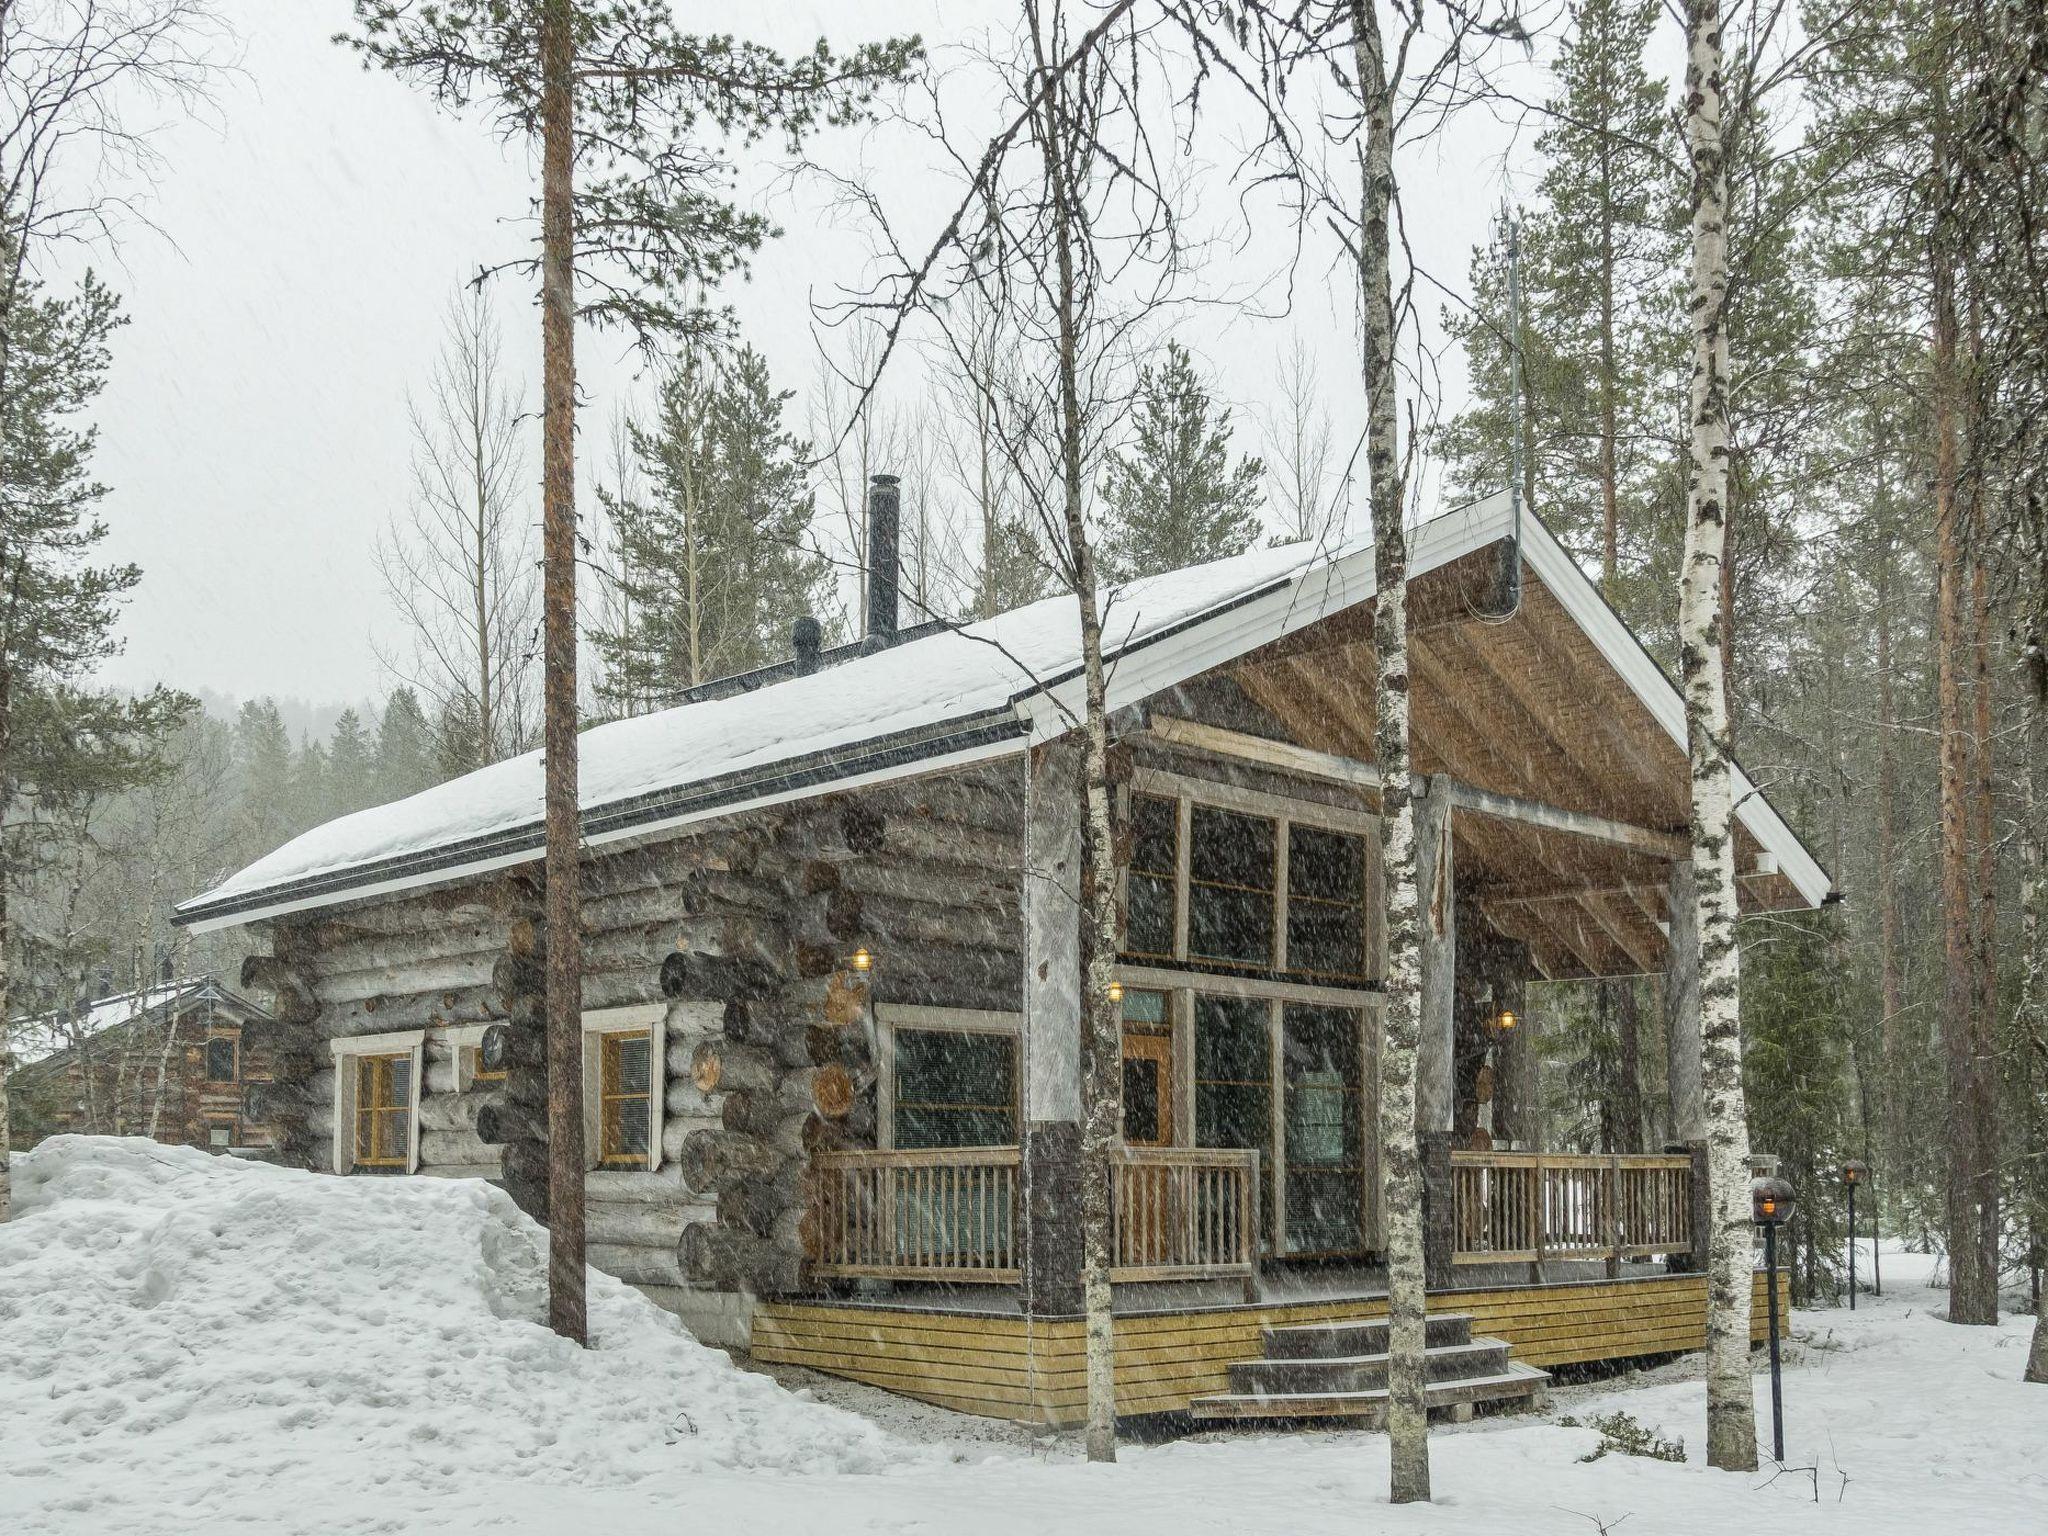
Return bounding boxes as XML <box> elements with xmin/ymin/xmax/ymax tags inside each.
<box><xmin>462</xmin><ymin>1044</ymin><xmax>507</xmax><ymax>1086</ymax></box>
<box><xmin>354</xmin><ymin>1052</ymin><xmax>413</xmax><ymax>1170</ymax></box>
<box><xmin>597</xmin><ymin>1030</ymin><xmax>653</xmax><ymax>1168</ymax></box>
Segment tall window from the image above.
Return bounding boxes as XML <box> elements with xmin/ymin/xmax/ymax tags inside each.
<box><xmin>1282</xmin><ymin>1004</ymin><xmax>1364</xmax><ymax>1255</ymax></box>
<box><xmin>204</xmin><ymin>1036</ymin><xmax>237</xmax><ymax>1083</ymax></box>
<box><xmin>354</xmin><ymin>1053</ymin><xmax>412</xmax><ymax>1170</ymax></box>
<box><xmin>598</xmin><ymin>1030</ymin><xmax>653</xmax><ymax>1167</ymax></box>
<box><xmin>1287</xmin><ymin>824</ymin><xmax>1367</xmax><ymax>981</ymax></box>
<box><xmin>1194</xmin><ymin>993</ymin><xmax>1273</xmax><ymax>1244</ymax></box>
<box><xmin>1125</xmin><ymin>793</ymin><xmax>1179</xmax><ymax>960</ymax></box>
<box><xmin>1187</xmin><ymin>805</ymin><xmax>1275</xmax><ymax>966</ymax></box>
<box><xmin>893</xmin><ymin>1028</ymin><xmax>1017</xmax><ymax>1149</ymax></box>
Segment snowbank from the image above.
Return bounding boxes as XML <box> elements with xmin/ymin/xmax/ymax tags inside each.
<box><xmin>0</xmin><ymin>1139</ymin><xmax>923</xmax><ymax>1534</ymax></box>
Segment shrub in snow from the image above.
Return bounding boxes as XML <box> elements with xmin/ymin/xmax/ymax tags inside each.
<box><xmin>0</xmin><ymin>1137</ymin><xmax>928</xmax><ymax>1529</ymax></box>
<box><xmin>1557</xmin><ymin>1411</ymin><xmax>1686</xmax><ymax>1464</ymax></box>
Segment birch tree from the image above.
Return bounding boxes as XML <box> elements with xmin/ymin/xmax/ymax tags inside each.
<box><xmin>1677</xmin><ymin>0</ymin><xmax>1758</xmax><ymax>1471</ymax></box>
<box><xmin>376</xmin><ymin>286</ymin><xmax>536</xmax><ymax>769</ymax></box>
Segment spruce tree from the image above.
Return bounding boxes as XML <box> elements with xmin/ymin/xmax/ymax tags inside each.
<box><xmin>1097</xmin><ymin>341</ymin><xmax>1264</xmax><ymax>581</ymax></box>
<box><xmin>327</xmin><ymin>707</ymin><xmax>374</xmax><ymax>816</ymax></box>
<box><xmin>232</xmin><ymin>701</ymin><xmax>294</xmax><ymax>860</ymax></box>
<box><xmin>592</xmin><ymin>345</ymin><xmax>833</xmax><ymax>703</ymax></box>
<box><xmin>373</xmin><ymin>688</ymin><xmax>437</xmax><ymax>804</ymax></box>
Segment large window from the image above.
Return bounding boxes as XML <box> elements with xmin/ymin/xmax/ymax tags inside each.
<box><xmin>1187</xmin><ymin>805</ymin><xmax>1276</xmax><ymax>967</ymax></box>
<box><xmin>1287</xmin><ymin>824</ymin><xmax>1368</xmax><ymax>982</ymax></box>
<box><xmin>1282</xmin><ymin>1004</ymin><xmax>1364</xmax><ymax>1255</ymax></box>
<box><xmin>204</xmin><ymin>1036</ymin><xmax>237</xmax><ymax>1083</ymax></box>
<box><xmin>597</xmin><ymin>1030</ymin><xmax>653</xmax><ymax>1168</ymax></box>
<box><xmin>892</xmin><ymin>1027</ymin><xmax>1017</xmax><ymax>1149</ymax></box>
<box><xmin>1122</xmin><ymin>776</ymin><xmax>1372</xmax><ymax>986</ymax></box>
<box><xmin>353</xmin><ymin>1053</ymin><xmax>413</xmax><ymax>1171</ymax></box>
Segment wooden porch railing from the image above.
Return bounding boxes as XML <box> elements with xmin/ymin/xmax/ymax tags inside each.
<box><xmin>808</xmin><ymin>1145</ymin><xmax>1260</xmax><ymax>1286</ymax></box>
<box><xmin>1449</xmin><ymin>1150</ymin><xmax>1694</xmax><ymax>1267</ymax></box>
<box><xmin>1111</xmin><ymin>1147</ymin><xmax>1260</xmax><ymax>1282</ymax></box>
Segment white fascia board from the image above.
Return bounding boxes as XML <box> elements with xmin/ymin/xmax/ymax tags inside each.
<box><xmin>1514</xmin><ymin>512</ymin><xmax>1832</xmax><ymax>909</ymax></box>
<box><xmin>180</xmin><ymin>730</ymin><xmax>1027</xmax><ymax>934</ymax></box>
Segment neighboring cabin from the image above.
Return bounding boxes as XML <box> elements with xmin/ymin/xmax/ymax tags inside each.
<box><xmin>175</xmin><ymin>482</ymin><xmax>1826</xmax><ymax>1427</ymax></box>
<box><xmin>8</xmin><ymin>973</ymin><xmax>277</xmax><ymax>1157</ymax></box>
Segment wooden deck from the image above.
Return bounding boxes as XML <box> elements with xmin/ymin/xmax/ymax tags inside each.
<box><xmin>751</xmin><ymin>1269</ymin><xmax>1792</xmax><ymax>1425</ymax></box>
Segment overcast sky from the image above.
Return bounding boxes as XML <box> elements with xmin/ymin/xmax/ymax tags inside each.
<box><xmin>77</xmin><ymin>0</ymin><xmax>1565</xmax><ymax>720</ymax></box>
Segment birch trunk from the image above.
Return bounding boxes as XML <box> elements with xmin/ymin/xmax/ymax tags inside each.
<box><xmin>538</xmin><ymin>0</ymin><xmax>588</xmax><ymax>1347</ymax></box>
<box><xmin>1027</xmin><ymin>4</ymin><xmax>1118</xmax><ymax>1460</ymax></box>
<box><xmin>1679</xmin><ymin>0</ymin><xmax>1757</xmax><ymax>1472</ymax></box>
<box><xmin>1350</xmin><ymin>0</ymin><xmax>1428</xmax><ymax>1502</ymax></box>
<box><xmin>2023</xmin><ymin>650</ymin><xmax>2048</xmax><ymax>1382</ymax></box>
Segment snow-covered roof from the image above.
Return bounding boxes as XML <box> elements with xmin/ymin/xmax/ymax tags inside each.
<box><xmin>9</xmin><ymin>976</ymin><xmax>265</xmax><ymax>1068</ymax></box>
<box><xmin>175</xmin><ymin>494</ymin><xmax>1832</xmax><ymax>932</ymax></box>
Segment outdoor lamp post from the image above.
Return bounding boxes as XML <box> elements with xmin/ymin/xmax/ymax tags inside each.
<box><xmin>1842</xmin><ymin>1159</ymin><xmax>1869</xmax><ymax>1310</ymax></box>
<box><xmin>1752</xmin><ymin>1175</ymin><xmax>1795</xmax><ymax>1463</ymax></box>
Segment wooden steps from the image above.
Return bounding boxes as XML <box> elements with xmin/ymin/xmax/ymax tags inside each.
<box><xmin>1190</xmin><ymin>1311</ymin><xmax>1552</xmax><ymax>1426</ymax></box>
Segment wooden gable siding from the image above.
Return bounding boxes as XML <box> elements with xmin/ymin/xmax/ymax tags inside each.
<box><xmin>753</xmin><ymin>1268</ymin><xmax>1792</xmax><ymax>1424</ymax></box>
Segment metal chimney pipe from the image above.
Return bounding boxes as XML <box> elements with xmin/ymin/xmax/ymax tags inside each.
<box><xmin>866</xmin><ymin>473</ymin><xmax>900</xmax><ymax>641</ymax></box>
<box><xmin>791</xmin><ymin>615</ymin><xmax>823</xmax><ymax>675</ymax></box>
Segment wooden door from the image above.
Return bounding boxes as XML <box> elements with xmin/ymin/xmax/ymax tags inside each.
<box><xmin>1121</xmin><ymin>1031</ymin><xmax>1173</xmax><ymax>1147</ymax></box>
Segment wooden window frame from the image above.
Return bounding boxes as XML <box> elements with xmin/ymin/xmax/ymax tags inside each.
<box><xmin>1122</xmin><ymin>767</ymin><xmax>1380</xmax><ymax>988</ymax></box>
<box><xmin>579</xmin><ymin>1003</ymin><xmax>667</xmax><ymax>1173</ymax></box>
<box><xmin>203</xmin><ymin>1035</ymin><xmax>238</xmax><ymax>1084</ymax></box>
<box><xmin>875</xmin><ymin>1005</ymin><xmax>1021</xmax><ymax>1152</ymax></box>
<box><xmin>329</xmin><ymin>1029</ymin><xmax>424</xmax><ymax>1175</ymax></box>
<box><xmin>447</xmin><ymin>1023</ymin><xmax>507</xmax><ymax>1091</ymax></box>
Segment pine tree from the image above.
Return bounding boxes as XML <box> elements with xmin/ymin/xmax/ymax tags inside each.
<box><xmin>373</xmin><ymin>688</ymin><xmax>437</xmax><ymax>804</ymax></box>
<box><xmin>327</xmin><ymin>708</ymin><xmax>374</xmax><ymax>817</ymax></box>
<box><xmin>0</xmin><ymin>262</ymin><xmax>190</xmax><ymax>1220</ymax></box>
<box><xmin>1098</xmin><ymin>341</ymin><xmax>1264</xmax><ymax>581</ymax></box>
<box><xmin>1440</xmin><ymin>0</ymin><xmax>1682</xmax><ymax>620</ymax></box>
<box><xmin>288</xmin><ymin>737</ymin><xmax>329</xmax><ymax>835</ymax></box>
<box><xmin>592</xmin><ymin>345</ymin><xmax>834</xmax><ymax>703</ymax></box>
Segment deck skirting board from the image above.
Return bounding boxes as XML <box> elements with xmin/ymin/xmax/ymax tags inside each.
<box><xmin>751</xmin><ymin>1270</ymin><xmax>1790</xmax><ymax>1426</ymax></box>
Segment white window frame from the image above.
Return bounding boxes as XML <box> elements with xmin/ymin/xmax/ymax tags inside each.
<box><xmin>875</xmin><ymin>1004</ymin><xmax>1022</xmax><ymax>1152</ymax></box>
<box><xmin>330</xmin><ymin>1029</ymin><xmax>425</xmax><ymax>1175</ymax></box>
<box><xmin>581</xmin><ymin>1002</ymin><xmax>667</xmax><ymax>1173</ymax></box>
<box><xmin>447</xmin><ymin>1021</ymin><xmax>504</xmax><ymax>1092</ymax></box>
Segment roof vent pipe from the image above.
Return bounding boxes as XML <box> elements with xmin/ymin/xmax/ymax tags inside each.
<box><xmin>866</xmin><ymin>473</ymin><xmax>900</xmax><ymax>641</ymax></box>
<box><xmin>791</xmin><ymin>615</ymin><xmax>823</xmax><ymax>675</ymax></box>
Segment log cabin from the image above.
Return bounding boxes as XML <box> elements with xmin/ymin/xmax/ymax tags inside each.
<box><xmin>175</xmin><ymin>483</ymin><xmax>1821</xmax><ymax>1427</ymax></box>
<box><xmin>9</xmin><ymin>972</ymin><xmax>277</xmax><ymax>1156</ymax></box>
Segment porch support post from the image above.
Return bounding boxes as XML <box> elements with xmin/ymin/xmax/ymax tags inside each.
<box><xmin>1416</xmin><ymin>775</ymin><xmax>1456</xmax><ymax>1288</ymax></box>
<box><xmin>1664</xmin><ymin>858</ymin><xmax>1710</xmax><ymax>1274</ymax></box>
<box><xmin>1021</xmin><ymin>735</ymin><xmax>1085</xmax><ymax>1316</ymax></box>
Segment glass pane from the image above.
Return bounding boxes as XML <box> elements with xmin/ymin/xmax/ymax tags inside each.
<box><xmin>1125</xmin><ymin>871</ymin><xmax>1175</xmax><ymax>958</ymax></box>
<box><xmin>1189</xmin><ymin>884</ymin><xmax>1272</xmax><ymax>966</ymax></box>
<box><xmin>614</xmin><ymin>1034</ymin><xmax>651</xmax><ymax>1093</ymax></box>
<box><xmin>1283</xmin><ymin>1005</ymin><xmax>1363</xmax><ymax>1253</ymax></box>
<box><xmin>894</xmin><ymin>1030</ymin><xmax>1017</xmax><ymax>1149</ymax></box>
<box><xmin>1121</xmin><ymin>989</ymin><xmax>1168</xmax><ymax>1026</ymax></box>
<box><xmin>387</xmin><ymin>1056</ymin><xmax>411</xmax><ymax>1106</ymax></box>
<box><xmin>1194</xmin><ymin>994</ymin><xmax>1273</xmax><ymax>1246</ymax></box>
<box><xmin>1288</xmin><ymin>825</ymin><xmax>1366</xmax><ymax>980</ymax></box>
<box><xmin>1190</xmin><ymin>805</ymin><xmax>1274</xmax><ymax>888</ymax></box>
<box><xmin>1131</xmin><ymin>793</ymin><xmax>1178</xmax><ymax>875</ymax></box>
<box><xmin>1288</xmin><ymin>824</ymin><xmax>1363</xmax><ymax>902</ymax></box>
<box><xmin>1289</xmin><ymin>901</ymin><xmax>1365</xmax><ymax>980</ymax></box>
<box><xmin>615</xmin><ymin>1095</ymin><xmax>651</xmax><ymax>1155</ymax></box>
<box><xmin>1123</xmin><ymin>1057</ymin><xmax>1162</xmax><ymax>1143</ymax></box>
<box><xmin>205</xmin><ymin>1039</ymin><xmax>235</xmax><ymax>1081</ymax></box>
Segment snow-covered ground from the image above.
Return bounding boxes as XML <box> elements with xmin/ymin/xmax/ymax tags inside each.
<box><xmin>3</xmin><ymin>1139</ymin><xmax>2041</xmax><ymax>1535</ymax></box>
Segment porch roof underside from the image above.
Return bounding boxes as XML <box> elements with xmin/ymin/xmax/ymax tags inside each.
<box><xmin>1229</xmin><ymin>550</ymin><xmax>1807</xmax><ymax>982</ymax></box>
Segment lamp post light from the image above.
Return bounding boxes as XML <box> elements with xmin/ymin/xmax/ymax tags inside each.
<box><xmin>1842</xmin><ymin>1159</ymin><xmax>1869</xmax><ymax>1311</ymax></box>
<box><xmin>1752</xmin><ymin>1175</ymin><xmax>1795</xmax><ymax>1463</ymax></box>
